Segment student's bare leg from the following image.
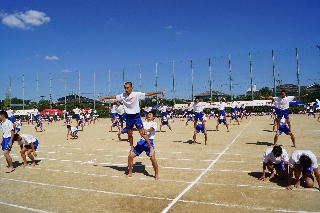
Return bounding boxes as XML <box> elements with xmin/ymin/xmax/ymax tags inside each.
<box><xmin>27</xmin><ymin>149</ymin><xmax>36</xmax><ymax>166</ymax></box>
<box><xmin>303</xmin><ymin>173</ymin><xmax>314</xmax><ymax>188</ymax></box>
<box><xmin>150</xmin><ymin>153</ymin><xmax>159</xmax><ymax>180</ymax></box>
<box><xmin>274</xmin><ymin>134</ymin><xmax>279</xmax><ymax>146</ymax></box>
<box><xmin>204</xmin><ymin>132</ymin><xmax>207</xmax><ymax>145</ymax></box>
<box><xmin>216</xmin><ymin>123</ymin><xmax>219</xmax><ymax>131</ymax></box>
<box><xmin>266</xmin><ymin>161</ymin><xmax>275</xmax><ymax>178</ymax></box>
<box><xmin>20</xmin><ymin>147</ymin><xmax>28</xmax><ymax>166</ymax></box>
<box><xmin>226</xmin><ymin>123</ymin><xmax>230</xmax><ymax>132</ymax></box>
<box><xmin>286</xmin><ymin>118</ymin><xmax>291</xmax><ymax>131</ymax></box>
<box><xmin>289</xmin><ymin>133</ymin><xmax>296</xmax><ymax>148</ymax></box>
<box><xmin>193</xmin><ymin>132</ymin><xmax>197</xmax><ymax>145</ymax></box>
<box><xmin>293</xmin><ymin>164</ymin><xmax>303</xmax><ymax>188</ymax></box>
<box><xmin>168</xmin><ymin>125</ymin><xmax>172</xmax><ymax>131</ymax></box>
<box><xmin>4</xmin><ymin>150</ymin><xmax>14</xmax><ymax>172</ymax></box>
<box><xmin>126</xmin><ymin>151</ymin><xmax>137</xmax><ymax>178</ymax></box>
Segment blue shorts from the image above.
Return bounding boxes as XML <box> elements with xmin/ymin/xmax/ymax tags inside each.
<box><xmin>218</xmin><ymin>119</ymin><xmax>226</xmax><ymax>124</ymax></box>
<box><xmin>118</xmin><ymin>114</ymin><xmax>126</xmax><ymax>122</ymax></box>
<box><xmin>121</xmin><ymin>127</ymin><xmax>127</xmax><ymax>134</ymax></box>
<box><xmin>16</xmin><ymin>128</ymin><xmax>21</xmax><ymax>133</ymax></box>
<box><xmin>77</xmin><ymin>120</ymin><xmax>82</xmax><ymax>126</ymax></box>
<box><xmin>277</xmin><ymin>109</ymin><xmax>289</xmax><ymax>120</ymax></box>
<box><xmin>125</xmin><ymin>114</ymin><xmax>143</xmax><ymax>130</ymax></box>
<box><xmin>25</xmin><ymin>139</ymin><xmax>39</xmax><ymax>151</ymax></box>
<box><xmin>161</xmin><ymin>112</ymin><xmax>167</xmax><ymax>117</ymax></box>
<box><xmin>187</xmin><ymin>110</ymin><xmax>192</xmax><ymax>115</ymax></box>
<box><xmin>8</xmin><ymin>116</ymin><xmax>15</xmax><ymax>123</ymax></box>
<box><xmin>112</xmin><ymin>122</ymin><xmax>119</xmax><ymax>127</ymax></box>
<box><xmin>196</xmin><ymin>124</ymin><xmax>205</xmax><ymax>133</ymax></box>
<box><xmin>2</xmin><ymin>138</ymin><xmax>13</xmax><ymax>151</ymax></box>
<box><xmin>231</xmin><ymin>115</ymin><xmax>236</xmax><ymax>120</ymax></box>
<box><xmin>309</xmin><ymin>112</ymin><xmax>314</xmax><ymax>115</ymax></box>
<box><xmin>73</xmin><ymin>130</ymin><xmax>78</xmax><ymax>135</ymax></box>
<box><xmin>75</xmin><ymin>114</ymin><xmax>80</xmax><ymax>120</ymax></box>
<box><xmin>274</xmin><ymin>160</ymin><xmax>285</xmax><ymax>171</ymax></box>
<box><xmin>110</xmin><ymin>113</ymin><xmax>117</xmax><ymax>119</ymax></box>
<box><xmin>231</xmin><ymin>108</ymin><xmax>235</xmax><ymax>113</ymax></box>
<box><xmin>279</xmin><ymin>125</ymin><xmax>290</xmax><ymax>135</ymax></box>
<box><xmin>34</xmin><ymin>115</ymin><xmax>39</xmax><ymax>121</ymax></box>
<box><xmin>218</xmin><ymin>110</ymin><xmax>225</xmax><ymax>116</ymax></box>
<box><xmin>194</xmin><ymin>112</ymin><xmax>203</xmax><ymax>122</ymax></box>
<box><xmin>36</xmin><ymin>123</ymin><xmax>42</xmax><ymax>128</ymax></box>
<box><xmin>161</xmin><ymin>121</ymin><xmax>168</xmax><ymax>126</ymax></box>
<box><xmin>133</xmin><ymin>139</ymin><xmax>154</xmax><ymax>156</ymax></box>
<box><xmin>302</xmin><ymin>166</ymin><xmax>313</xmax><ymax>175</ymax></box>
<box><xmin>187</xmin><ymin>117</ymin><xmax>193</xmax><ymax>121</ymax></box>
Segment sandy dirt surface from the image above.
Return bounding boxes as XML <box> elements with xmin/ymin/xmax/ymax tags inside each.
<box><xmin>0</xmin><ymin>114</ymin><xmax>319</xmax><ymax>213</ymax></box>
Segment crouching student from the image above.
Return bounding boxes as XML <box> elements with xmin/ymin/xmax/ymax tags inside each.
<box><xmin>67</xmin><ymin>125</ymin><xmax>79</xmax><ymax>140</ymax></box>
<box><xmin>259</xmin><ymin>146</ymin><xmax>289</xmax><ymax>181</ymax></box>
<box><xmin>13</xmin><ymin>133</ymin><xmax>39</xmax><ymax>167</ymax></box>
<box><xmin>126</xmin><ymin>111</ymin><xmax>159</xmax><ymax>180</ymax></box>
<box><xmin>286</xmin><ymin>150</ymin><xmax>320</xmax><ymax>190</ymax></box>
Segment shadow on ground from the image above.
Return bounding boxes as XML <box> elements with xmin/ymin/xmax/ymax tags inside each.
<box><xmin>246</xmin><ymin>141</ymin><xmax>275</xmax><ymax>146</ymax></box>
<box><xmin>103</xmin><ymin>162</ymin><xmax>154</xmax><ymax>178</ymax></box>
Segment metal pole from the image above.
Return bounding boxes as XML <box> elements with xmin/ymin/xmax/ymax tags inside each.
<box><xmin>78</xmin><ymin>71</ymin><xmax>81</xmax><ymax>104</ymax></box>
<box><xmin>249</xmin><ymin>53</ymin><xmax>253</xmax><ymax>100</ymax></box>
<box><xmin>64</xmin><ymin>73</ymin><xmax>66</xmax><ymax>111</ymax></box>
<box><xmin>36</xmin><ymin>74</ymin><xmax>38</xmax><ymax>104</ymax></box>
<box><xmin>108</xmin><ymin>69</ymin><xmax>110</xmax><ymax>96</ymax></box>
<box><xmin>209</xmin><ymin>58</ymin><xmax>212</xmax><ymax>101</ymax></box>
<box><xmin>296</xmin><ymin>48</ymin><xmax>300</xmax><ymax>96</ymax></box>
<box><xmin>50</xmin><ymin>73</ymin><xmax>52</xmax><ymax>108</ymax></box>
<box><xmin>228</xmin><ymin>55</ymin><xmax>233</xmax><ymax>100</ymax></box>
<box><xmin>139</xmin><ymin>65</ymin><xmax>142</xmax><ymax>92</ymax></box>
<box><xmin>272</xmin><ymin>50</ymin><xmax>276</xmax><ymax>96</ymax></box>
<box><xmin>9</xmin><ymin>76</ymin><xmax>12</xmax><ymax>106</ymax></box>
<box><xmin>191</xmin><ymin>60</ymin><xmax>194</xmax><ymax>100</ymax></box>
<box><xmin>22</xmin><ymin>75</ymin><xmax>25</xmax><ymax>110</ymax></box>
<box><xmin>156</xmin><ymin>63</ymin><xmax>158</xmax><ymax>105</ymax></box>
<box><xmin>93</xmin><ymin>70</ymin><xmax>96</xmax><ymax>110</ymax></box>
<box><xmin>122</xmin><ymin>67</ymin><xmax>125</xmax><ymax>86</ymax></box>
<box><xmin>172</xmin><ymin>61</ymin><xmax>176</xmax><ymax>105</ymax></box>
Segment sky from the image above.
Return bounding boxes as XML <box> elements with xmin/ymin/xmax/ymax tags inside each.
<box><xmin>1</xmin><ymin>0</ymin><xmax>320</xmax><ymax>102</ymax></box>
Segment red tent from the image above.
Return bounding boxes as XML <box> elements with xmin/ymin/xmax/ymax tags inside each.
<box><xmin>40</xmin><ymin>108</ymin><xmax>64</xmax><ymax>115</ymax></box>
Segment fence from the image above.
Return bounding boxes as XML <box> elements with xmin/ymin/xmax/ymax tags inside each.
<box><xmin>2</xmin><ymin>47</ymin><xmax>320</xmax><ymax>109</ymax></box>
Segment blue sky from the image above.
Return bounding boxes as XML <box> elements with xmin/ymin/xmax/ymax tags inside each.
<box><xmin>1</xmin><ymin>0</ymin><xmax>320</xmax><ymax>101</ymax></box>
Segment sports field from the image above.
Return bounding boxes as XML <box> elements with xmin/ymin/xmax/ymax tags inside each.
<box><xmin>1</xmin><ymin>114</ymin><xmax>319</xmax><ymax>213</ymax></box>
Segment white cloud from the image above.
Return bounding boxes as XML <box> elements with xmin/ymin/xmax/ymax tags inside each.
<box><xmin>0</xmin><ymin>10</ymin><xmax>50</xmax><ymax>30</ymax></box>
<box><xmin>166</xmin><ymin>25</ymin><xmax>172</xmax><ymax>29</ymax></box>
<box><xmin>176</xmin><ymin>30</ymin><xmax>183</xmax><ymax>35</ymax></box>
<box><xmin>45</xmin><ymin>55</ymin><xmax>59</xmax><ymax>60</ymax></box>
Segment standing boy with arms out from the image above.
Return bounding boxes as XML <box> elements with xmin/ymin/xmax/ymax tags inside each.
<box><xmin>0</xmin><ymin>110</ymin><xmax>15</xmax><ymax>173</ymax></box>
<box><xmin>126</xmin><ymin>111</ymin><xmax>159</xmax><ymax>180</ymax></box>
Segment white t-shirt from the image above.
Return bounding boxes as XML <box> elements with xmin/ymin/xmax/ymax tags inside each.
<box><xmin>73</xmin><ymin>108</ymin><xmax>80</xmax><ymax>115</ymax></box>
<box><xmin>159</xmin><ymin>105</ymin><xmax>168</xmax><ymax>113</ymax></box>
<box><xmin>262</xmin><ymin>147</ymin><xmax>289</xmax><ymax>164</ymax></box>
<box><xmin>116</xmin><ymin>92</ymin><xmax>145</xmax><ymax>114</ymax></box>
<box><xmin>110</xmin><ymin>105</ymin><xmax>117</xmax><ymax>113</ymax></box>
<box><xmin>230</xmin><ymin>102</ymin><xmax>237</xmax><ymax>109</ymax></box>
<box><xmin>70</xmin><ymin>127</ymin><xmax>77</xmax><ymax>133</ymax></box>
<box><xmin>289</xmin><ymin>150</ymin><xmax>318</xmax><ymax>169</ymax></box>
<box><xmin>273</xmin><ymin>96</ymin><xmax>294</xmax><ymax>110</ymax></box>
<box><xmin>116</xmin><ymin>105</ymin><xmax>125</xmax><ymax>115</ymax></box>
<box><xmin>193</xmin><ymin>102</ymin><xmax>206</xmax><ymax>113</ymax></box>
<box><xmin>1</xmin><ymin>119</ymin><xmax>14</xmax><ymax>138</ymax></box>
<box><xmin>17</xmin><ymin>134</ymin><xmax>37</xmax><ymax>145</ymax></box>
<box><xmin>141</xmin><ymin>121</ymin><xmax>157</xmax><ymax>140</ymax></box>
<box><xmin>187</xmin><ymin>105</ymin><xmax>193</xmax><ymax>111</ymax></box>
<box><xmin>33</xmin><ymin>109</ymin><xmax>38</xmax><ymax>116</ymax></box>
<box><xmin>6</xmin><ymin>109</ymin><xmax>14</xmax><ymax>117</ymax></box>
<box><xmin>217</xmin><ymin>102</ymin><xmax>225</xmax><ymax>111</ymax></box>
<box><xmin>197</xmin><ymin>115</ymin><xmax>207</xmax><ymax>124</ymax></box>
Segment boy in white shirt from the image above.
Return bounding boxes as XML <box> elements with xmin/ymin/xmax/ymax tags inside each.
<box><xmin>67</xmin><ymin>125</ymin><xmax>79</xmax><ymax>140</ymax></box>
<box><xmin>286</xmin><ymin>150</ymin><xmax>320</xmax><ymax>190</ymax></box>
<box><xmin>126</xmin><ymin>111</ymin><xmax>159</xmax><ymax>180</ymax></box>
<box><xmin>193</xmin><ymin>112</ymin><xmax>208</xmax><ymax>145</ymax></box>
<box><xmin>216</xmin><ymin>114</ymin><xmax>230</xmax><ymax>132</ymax></box>
<box><xmin>14</xmin><ymin>116</ymin><xmax>22</xmax><ymax>133</ymax></box>
<box><xmin>13</xmin><ymin>133</ymin><xmax>39</xmax><ymax>166</ymax></box>
<box><xmin>259</xmin><ymin>146</ymin><xmax>289</xmax><ymax>181</ymax></box>
<box><xmin>0</xmin><ymin>110</ymin><xmax>15</xmax><ymax>173</ymax></box>
<box><xmin>274</xmin><ymin>116</ymin><xmax>296</xmax><ymax>148</ymax></box>
<box><xmin>160</xmin><ymin>115</ymin><xmax>172</xmax><ymax>132</ymax></box>
<box><xmin>6</xmin><ymin>105</ymin><xmax>15</xmax><ymax>123</ymax></box>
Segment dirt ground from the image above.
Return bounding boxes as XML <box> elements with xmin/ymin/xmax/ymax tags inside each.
<box><xmin>0</xmin><ymin>114</ymin><xmax>320</xmax><ymax>213</ymax></box>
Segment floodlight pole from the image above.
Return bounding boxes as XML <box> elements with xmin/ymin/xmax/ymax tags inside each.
<box><xmin>78</xmin><ymin>71</ymin><xmax>81</xmax><ymax>104</ymax></box>
<box><xmin>156</xmin><ymin>63</ymin><xmax>158</xmax><ymax>105</ymax></box>
<box><xmin>191</xmin><ymin>60</ymin><xmax>194</xmax><ymax>100</ymax></box>
<box><xmin>64</xmin><ymin>72</ymin><xmax>67</xmax><ymax>111</ymax></box>
<box><xmin>249</xmin><ymin>53</ymin><xmax>253</xmax><ymax>100</ymax></box>
<box><xmin>93</xmin><ymin>70</ymin><xmax>96</xmax><ymax>110</ymax></box>
<box><xmin>50</xmin><ymin>73</ymin><xmax>52</xmax><ymax>109</ymax></box>
<box><xmin>36</xmin><ymin>74</ymin><xmax>39</xmax><ymax>104</ymax></box>
<box><xmin>296</xmin><ymin>48</ymin><xmax>300</xmax><ymax>96</ymax></box>
<box><xmin>209</xmin><ymin>58</ymin><xmax>212</xmax><ymax>101</ymax></box>
<box><xmin>22</xmin><ymin>75</ymin><xmax>25</xmax><ymax>110</ymax></box>
<box><xmin>108</xmin><ymin>69</ymin><xmax>110</xmax><ymax>96</ymax></box>
<box><xmin>228</xmin><ymin>55</ymin><xmax>233</xmax><ymax>101</ymax></box>
<box><xmin>9</xmin><ymin>76</ymin><xmax>12</xmax><ymax>106</ymax></box>
<box><xmin>172</xmin><ymin>61</ymin><xmax>176</xmax><ymax>105</ymax></box>
<box><xmin>272</xmin><ymin>50</ymin><xmax>276</xmax><ymax>96</ymax></box>
<box><xmin>139</xmin><ymin>65</ymin><xmax>142</xmax><ymax>92</ymax></box>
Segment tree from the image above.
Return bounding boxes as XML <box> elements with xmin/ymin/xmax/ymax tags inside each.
<box><xmin>258</xmin><ymin>87</ymin><xmax>272</xmax><ymax>97</ymax></box>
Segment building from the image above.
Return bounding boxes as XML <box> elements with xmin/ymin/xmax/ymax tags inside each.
<box><xmin>194</xmin><ymin>90</ymin><xmax>228</xmax><ymax>100</ymax></box>
<box><xmin>305</xmin><ymin>82</ymin><xmax>320</xmax><ymax>93</ymax></box>
<box><xmin>245</xmin><ymin>84</ymin><xmax>259</xmax><ymax>95</ymax></box>
<box><xmin>272</xmin><ymin>84</ymin><xmax>307</xmax><ymax>96</ymax></box>
<box><xmin>56</xmin><ymin>94</ymin><xmax>101</xmax><ymax>104</ymax></box>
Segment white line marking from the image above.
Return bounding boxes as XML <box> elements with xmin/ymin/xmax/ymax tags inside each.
<box><xmin>0</xmin><ymin>201</ymin><xmax>52</xmax><ymax>213</ymax></box>
<box><xmin>161</xmin><ymin>119</ymin><xmax>252</xmax><ymax>213</ymax></box>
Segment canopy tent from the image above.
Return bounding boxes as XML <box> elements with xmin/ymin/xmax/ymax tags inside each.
<box><xmin>40</xmin><ymin>109</ymin><xmax>64</xmax><ymax>115</ymax></box>
<box><xmin>289</xmin><ymin>98</ymin><xmax>304</xmax><ymax>106</ymax></box>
